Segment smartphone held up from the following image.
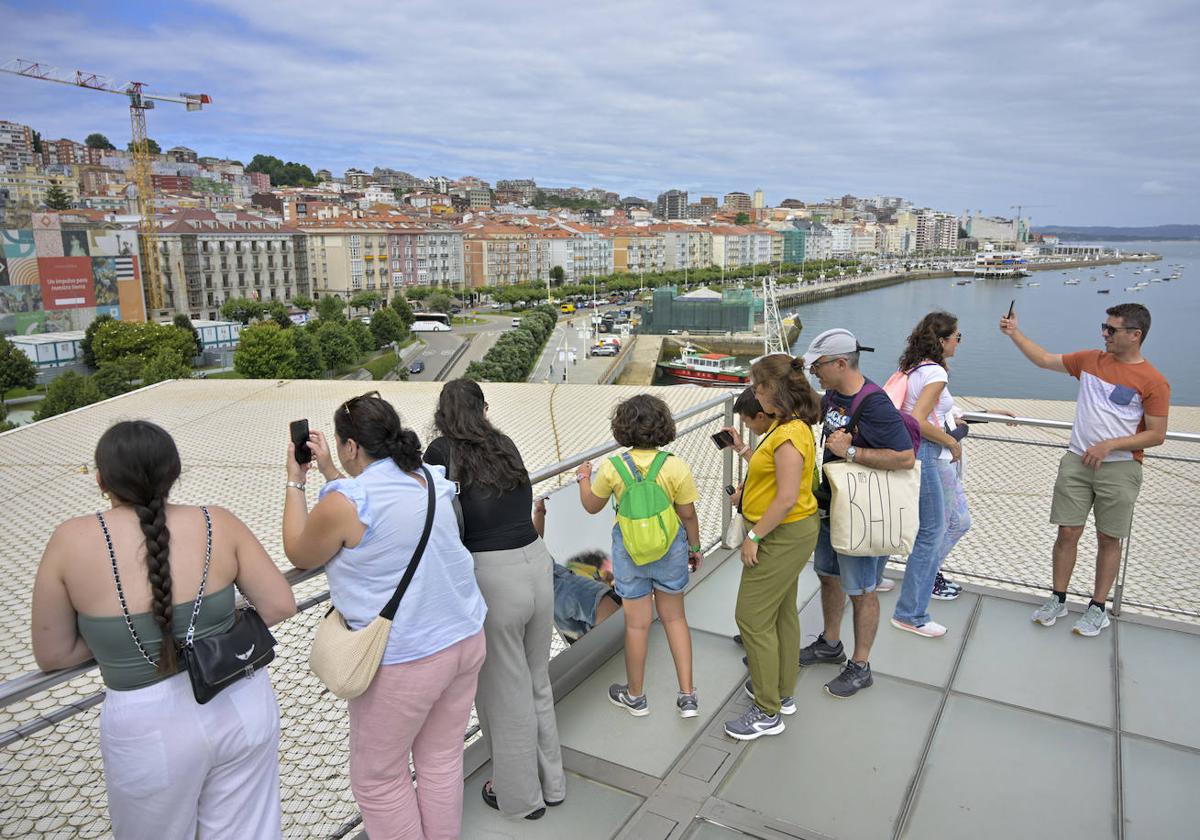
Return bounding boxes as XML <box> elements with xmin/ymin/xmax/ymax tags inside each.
<box><xmin>290</xmin><ymin>419</ymin><xmax>312</xmax><ymax>464</ymax></box>
<box><xmin>711</xmin><ymin>430</ymin><xmax>735</xmax><ymax>450</ymax></box>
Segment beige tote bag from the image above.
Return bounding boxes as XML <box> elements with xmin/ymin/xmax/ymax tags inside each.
<box><xmin>310</xmin><ymin>465</ymin><xmax>437</xmax><ymax>699</ymax></box>
<box><xmin>823</xmin><ymin>460</ymin><xmax>921</xmax><ymax>557</ymax></box>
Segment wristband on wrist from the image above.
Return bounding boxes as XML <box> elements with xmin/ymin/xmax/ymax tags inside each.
<box><xmin>286</xmin><ymin>480</ymin><xmax>306</xmax><ymax>492</ymax></box>
<box><xmin>737</xmin><ymin>443</ymin><xmax>750</xmax><ymax>455</ymax></box>
<box><xmin>747</xmin><ymin>530</ymin><xmax>763</xmax><ymax>544</ymax></box>
<box><xmin>689</xmin><ymin>544</ymin><xmax>701</xmax><ymax>553</ymax></box>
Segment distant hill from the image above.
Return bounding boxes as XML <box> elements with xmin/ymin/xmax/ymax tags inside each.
<box><xmin>1034</xmin><ymin>224</ymin><xmax>1200</xmax><ymax>241</ymax></box>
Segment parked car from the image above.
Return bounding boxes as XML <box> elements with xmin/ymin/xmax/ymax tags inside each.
<box><xmin>590</xmin><ymin>344</ymin><xmax>618</xmax><ymax>357</ymax></box>
<box><xmin>408</xmin><ymin>359</ymin><xmax>426</xmax><ymax>374</ymax></box>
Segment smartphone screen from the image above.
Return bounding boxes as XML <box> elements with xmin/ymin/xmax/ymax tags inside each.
<box><xmin>290</xmin><ymin>419</ymin><xmax>312</xmax><ymax>464</ymax></box>
<box><xmin>1007</xmin><ymin>299</ymin><xmax>1015</xmax><ymax>318</ymax></box>
<box><xmin>711</xmin><ymin>430</ymin><xmax>734</xmax><ymax>449</ymax></box>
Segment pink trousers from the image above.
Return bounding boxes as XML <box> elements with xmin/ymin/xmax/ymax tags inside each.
<box><xmin>348</xmin><ymin>630</ymin><xmax>485</xmax><ymax>840</ymax></box>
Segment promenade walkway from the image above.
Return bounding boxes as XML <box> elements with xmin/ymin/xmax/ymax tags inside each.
<box><xmin>1</xmin><ymin>381</ymin><xmax>1196</xmax><ymax>838</ymax></box>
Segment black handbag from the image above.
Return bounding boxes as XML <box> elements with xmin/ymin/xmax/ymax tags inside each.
<box><xmin>99</xmin><ymin>506</ymin><xmax>277</xmax><ymax>705</ymax></box>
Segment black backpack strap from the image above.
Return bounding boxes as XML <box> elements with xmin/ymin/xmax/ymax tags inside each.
<box><xmin>380</xmin><ymin>465</ymin><xmax>437</xmax><ymax>621</ymax></box>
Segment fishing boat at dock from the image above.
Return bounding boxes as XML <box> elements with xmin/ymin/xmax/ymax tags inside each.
<box><xmin>657</xmin><ymin>345</ymin><xmax>751</xmax><ymax>386</ymax></box>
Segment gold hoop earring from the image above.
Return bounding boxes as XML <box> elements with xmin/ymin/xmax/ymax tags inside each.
<box><xmin>101</xmin><ymin>490</ymin><xmax>110</xmax><ymax>501</ymax></box>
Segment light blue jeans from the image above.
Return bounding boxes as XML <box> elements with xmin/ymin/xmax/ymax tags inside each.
<box><xmin>894</xmin><ymin>444</ymin><xmax>947</xmax><ymax>626</ymax></box>
<box><xmin>935</xmin><ymin>458</ymin><xmax>971</xmax><ymax>566</ymax></box>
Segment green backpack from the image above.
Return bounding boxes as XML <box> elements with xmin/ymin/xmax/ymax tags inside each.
<box><xmin>609</xmin><ymin>451</ymin><xmax>681</xmax><ymax>566</ymax></box>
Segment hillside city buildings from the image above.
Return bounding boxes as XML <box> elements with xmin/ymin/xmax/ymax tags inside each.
<box><xmin>0</xmin><ymin>116</ymin><xmax>1045</xmax><ymax>336</ymax></box>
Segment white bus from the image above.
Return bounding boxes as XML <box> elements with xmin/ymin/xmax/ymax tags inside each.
<box><xmin>411</xmin><ymin>312</ymin><xmax>452</xmax><ymax>332</ymax></box>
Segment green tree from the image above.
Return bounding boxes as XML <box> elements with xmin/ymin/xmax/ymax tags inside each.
<box><xmin>317</xmin><ymin>294</ymin><xmax>346</xmax><ymax>323</ymax></box>
<box><xmin>0</xmin><ymin>335</ymin><xmax>37</xmax><ymax>409</ymax></box>
<box><xmin>426</xmin><ymin>292</ymin><xmax>453</xmax><ymax>314</ymax></box>
<box><xmin>234</xmin><ymin>323</ymin><xmax>299</xmax><ymax>379</ymax></box>
<box><xmin>85</xmin><ymin>133</ymin><xmax>115</xmax><ymax>150</ymax></box>
<box><xmin>80</xmin><ymin>314</ymin><xmax>115</xmax><ymax>369</ymax></box>
<box><xmin>93</xmin><ymin>356</ymin><xmax>142</xmax><ymax>398</ymax></box>
<box><xmin>34</xmin><ymin>371</ymin><xmax>101</xmax><ymax>420</ymax></box>
<box><xmin>316</xmin><ymin>322</ymin><xmax>358</xmax><ymax>371</ymax></box>
<box><xmin>369</xmin><ymin>306</ymin><xmax>405</xmax><ymax>348</ymax></box>
<box><xmin>91</xmin><ymin>321</ymin><xmax>194</xmax><ymax>370</ymax></box>
<box><xmin>549</xmin><ymin>266</ymin><xmax>566</xmax><ymax>285</ymax></box>
<box><xmin>44</xmin><ymin>185</ymin><xmax>72</xmax><ymax>210</ymax></box>
<box><xmin>142</xmin><ymin>346</ymin><xmax>193</xmax><ymax>384</ymax></box>
<box><xmin>127</xmin><ymin>138</ymin><xmax>162</xmax><ymax>154</ymax></box>
<box><xmin>290</xmin><ymin>328</ymin><xmax>324</xmax><ymax>379</ymax></box>
<box><xmin>291</xmin><ymin>294</ymin><xmax>314</xmax><ymax>313</ymax></box>
<box><xmin>389</xmin><ymin>295</ymin><xmax>414</xmax><ymax>331</ymax></box>
<box><xmin>31</xmin><ymin>130</ymin><xmax>42</xmax><ymax>154</ymax></box>
<box><xmin>221</xmin><ymin>296</ymin><xmax>267</xmax><ymax>325</ymax></box>
<box><xmin>404</xmin><ymin>286</ymin><xmax>432</xmax><ymax>301</ymax></box>
<box><xmin>734</xmin><ymin>212</ymin><xmax>751</xmax><ymax>225</ymax></box>
<box><xmin>245</xmin><ymin>154</ymin><xmax>318</xmax><ymax>187</ymax></box>
<box><xmin>346</xmin><ymin>319</ymin><xmax>375</xmax><ymax>355</ymax></box>
<box><xmin>172</xmin><ymin>313</ymin><xmax>204</xmax><ymax>358</ymax></box>
<box><xmin>349</xmin><ymin>290</ymin><xmax>380</xmax><ymax>312</ymax></box>
<box><xmin>268</xmin><ymin>301</ymin><xmax>293</xmax><ymax>329</ymax></box>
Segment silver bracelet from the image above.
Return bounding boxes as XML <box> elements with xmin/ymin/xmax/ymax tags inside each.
<box><xmin>286</xmin><ymin>480</ymin><xmax>306</xmax><ymax>492</ymax></box>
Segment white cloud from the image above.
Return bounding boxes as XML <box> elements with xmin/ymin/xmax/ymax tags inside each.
<box><xmin>1138</xmin><ymin>179</ymin><xmax>1176</xmax><ymax>196</ymax></box>
<box><xmin>1</xmin><ymin>0</ymin><xmax>1198</xmax><ymax>224</ymax></box>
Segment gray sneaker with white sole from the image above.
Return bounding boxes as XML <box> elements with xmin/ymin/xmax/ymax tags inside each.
<box><xmin>1072</xmin><ymin>604</ymin><xmax>1111</xmax><ymax>637</ymax></box>
<box><xmin>1031</xmin><ymin>597</ymin><xmax>1069</xmax><ymax>626</ymax></box>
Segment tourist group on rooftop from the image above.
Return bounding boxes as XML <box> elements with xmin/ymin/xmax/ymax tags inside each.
<box><xmin>30</xmin><ymin>300</ymin><xmax>1168</xmax><ymax>839</ymax></box>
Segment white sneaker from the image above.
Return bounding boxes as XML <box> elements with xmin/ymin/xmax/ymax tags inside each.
<box><xmin>890</xmin><ymin>618</ymin><xmax>948</xmax><ymax>638</ymax></box>
<box><xmin>876</xmin><ymin>577</ymin><xmax>896</xmax><ymax>593</ymax></box>
<box><xmin>1072</xmin><ymin>604</ymin><xmax>1111</xmax><ymax>637</ymax></box>
<box><xmin>1031</xmin><ymin>597</ymin><xmax>1068</xmax><ymax>626</ymax></box>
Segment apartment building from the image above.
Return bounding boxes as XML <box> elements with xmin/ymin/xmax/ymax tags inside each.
<box><xmin>546</xmin><ymin>223</ymin><xmax>614</xmax><ymax>282</ymax></box>
<box><xmin>155</xmin><ymin>210</ymin><xmax>310</xmax><ymax>320</ymax></box>
<box><xmin>828</xmin><ymin>223</ymin><xmax>853</xmax><ymax>257</ymax></box>
<box><xmin>612</xmin><ymin>228</ymin><xmax>666</xmax><ymax>275</ymax></box>
<box><xmin>41</xmin><ymin>138</ymin><xmax>101</xmax><ymax>167</ymax></box>
<box><xmin>653</xmin><ymin>225</ymin><xmax>713</xmax><ymax>271</ymax></box>
<box><xmin>962</xmin><ymin>213</ymin><xmax>1018</xmax><ymax>244</ymax></box>
<box><xmin>304</xmin><ymin>220</ymin><xmax>465</xmax><ymax>296</ymax></box>
<box><xmin>851</xmin><ymin>222</ymin><xmax>878</xmax><ymax>255</ymax></box>
<box><xmin>723</xmin><ymin>192</ymin><xmax>752</xmax><ymax>215</ymax></box>
<box><xmin>0</xmin><ymin>166</ymin><xmax>80</xmax><ymax>209</ymax></box>
<box><xmin>460</xmin><ymin>220</ymin><xmax>553</xmax><ymax>287</ymax></box>
<box><xmin>655</xmin><ymin>189</ymin><xmax>689</xmax><ymax>221</ymax></box>
<box><xmin>0</xmin><ymin>121</ymin><xmax>35</xmax><ymax>172</ymax></box>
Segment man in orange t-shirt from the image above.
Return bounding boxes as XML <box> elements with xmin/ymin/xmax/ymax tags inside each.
<box><xmin>1000</xmin><ymin>302</ymin><xmax>1169</xmax><ymax>638</ymax></box>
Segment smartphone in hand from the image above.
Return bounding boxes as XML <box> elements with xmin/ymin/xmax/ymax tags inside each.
<box><xmin>711</xmin><ymin>430</ymin><xmax>735</xmax><ymax>449</ymax></box>
<box><xmin>1006</xmin><ymin>299</ymin><xmax>1015</xmax><ymax>319</ymax></box>
<box><xmin>290</xmin><ymin>419</ymin><xmax>312</xmax><ymax>464</ymax></box>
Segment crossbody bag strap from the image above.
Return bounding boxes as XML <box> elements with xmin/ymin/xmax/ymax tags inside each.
<box><xmin>380</xmin><ymin>465</ymin><xmax>437</xmax><ymax>621</ymax></box>
<box><xmin>183</xmin><ymin>506</ymin><xmax>213</xmax><ymax>648</ymax></box>
<box><xmin>97</xmin><ymin>511</ymin><xmax>159</xmax><ymax>670</ymax></box>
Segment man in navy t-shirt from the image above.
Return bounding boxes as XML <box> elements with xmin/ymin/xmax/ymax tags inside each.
<box><xmin>802</xmin><ymin>328</ymin><xmax>916</xmax><ymax>699</ymax></box>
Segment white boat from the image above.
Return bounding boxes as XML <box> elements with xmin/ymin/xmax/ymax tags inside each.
<box><xmin>1124</xmin><ymin>286</ymin><xmax>1139</xmax><ymax>291</ymax></box>
<box><xmin>1028</xmin><ymin>282</ymin><xmax>1040</xmax><ymax>287</ymax></box>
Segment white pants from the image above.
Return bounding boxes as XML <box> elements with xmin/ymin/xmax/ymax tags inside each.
<box><xmin>99</xmin><ymin>668</ymin><xmax>282</xmax><ymax>840</ymax></box>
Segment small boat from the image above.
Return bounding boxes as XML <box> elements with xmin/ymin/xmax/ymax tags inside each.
<box><xmin>1124</xmin><ymin>286</ymin><xmax>1140</xmax><ymax>292</ymax></box>
<box><xmin>656</xmin><ymin>344</ymin><xmax>750</xmax><ymax>386</ymax></box>
<box><xmin>1014</xmin><ymin>283</ymin><xmax>1025</xmax><ymax>288</ymax></box>
<box><xmin>1028</xmin><ymin>282</ymin><xmax>1040</xmax><ymax>287</ymax></box>
<box><xmin>1064</xmin><ymin>278</ymin><xmax>1080</xmax><ymax>286</ymax></box>
<box><xmin>1097</xmin><ymin>289</ymin><xmax>1110</xmax><ymax>294</ymax></box>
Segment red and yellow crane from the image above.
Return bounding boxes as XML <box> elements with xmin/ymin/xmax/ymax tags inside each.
<box><xmin>1</xmin><ymin>58</ymin><xmax>210</xmax><ymax>310</ymax></box>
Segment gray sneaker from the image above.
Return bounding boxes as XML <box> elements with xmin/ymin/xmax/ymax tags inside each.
<box><xmin>799</xmin><ymin>634</ymin><xmax>847</xmax><ymax>667</ymax></box>
<box><xmin>723</xmin><ymin>704</ymin><xmax>785</xmax><ymax>741</ymax></box>
<box><xmin>1031</xmin><ymin>596</ymin><xmax>1069</xmax><ymax>626</ymax></box>
<box><xmin>1072</xmin><ymin>604</ymin><xmax>1110</xmax><ymax>637</ymax></box>
<box><xmin>824</xmin><ymin>661</ymin><xmax>873</xmax><ymax>699</ymax></box>
<box><xmin>743</xmin><ymin>679</ymin><xmax>796</xmax><ymax>715</ymax></box>
<box><xmin>608</xmin><ymin>683</ymin><xmax>649</xmax><ymax>716</ymax></box>
<box><xmin>676</xmin><ymin>690</ymin><xmax>699</xmax><ymax>719</ymax></box>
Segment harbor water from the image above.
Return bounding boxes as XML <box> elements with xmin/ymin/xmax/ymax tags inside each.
<box><xmin>786</xmin><ymin>241</ymin><xmax>1200</xmax><ymax>406</ymax></box>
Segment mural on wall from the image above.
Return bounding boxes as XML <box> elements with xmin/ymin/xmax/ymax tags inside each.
<box><xmin>0</xmin><ymin>225</ymin><xmax>142</xmax><ymax>337</ymax></box>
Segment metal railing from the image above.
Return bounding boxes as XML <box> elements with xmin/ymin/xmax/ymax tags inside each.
<box><xmin>0</xmin><ymin>391</ymin><xmax>739</xmax><ymax>838</ymax></box>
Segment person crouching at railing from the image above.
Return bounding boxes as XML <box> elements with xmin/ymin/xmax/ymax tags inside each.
<box><xmin>31</xmin><ymin>420</ymin><xmax>297</xmax><ymax>840</ymax></box>
<box><xmin>423</xmin><ymin>379</ymin><xmax>566</xmax><ymax>822</ymax></box>
<box><xmin>718</xmin><ymin>358</ymin><xmax>821</xmax><ymax>741</ymax></box>
<box><xmin>532</xmin><ymin>497</ymin><xmax>622</xmax><ymax>643</ymax></box>
<box><xmin>576</xmin><ymin>394</ymin><xmax>703</xmax><ymax>720</ymax></box>
<box><xmin>282</xmin><ymin>393</ymin><xmax>487</xmax><ymax>840</ymax></box>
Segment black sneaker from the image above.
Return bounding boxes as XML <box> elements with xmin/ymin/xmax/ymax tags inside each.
<box><xmin>824</xmin><ymin>661</ymin><xmax>873</xmax><ymax>698</ymax></box>
<box><xmin>931</xmin><ymin>573</ymin><xmax>960</xmax><ymax>601</ymax></box>
<box><xmin>799</xmin><ymin>634</ymin><xmax>847</xmax><ymax>667</ymax></box>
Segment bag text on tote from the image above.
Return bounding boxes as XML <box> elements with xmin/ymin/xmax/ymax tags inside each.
<box><xmin>823</xmin><ymin>459</ymin><xmax>921</xmax><ymax>557</ymax></box>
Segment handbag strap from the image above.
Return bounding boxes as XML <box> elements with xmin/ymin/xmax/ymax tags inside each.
<box><xmin>97</xmin><ymin>505</ymin><xmax>213</xmax><ymax>667</ymax></box>
<box><xmin>379</xmin><ymin>465</ymin><xmax>437</xmax><ymax>621</ymax></box>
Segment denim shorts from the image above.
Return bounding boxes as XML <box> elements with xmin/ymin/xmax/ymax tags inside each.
<box><xmin>611</xmin><ymin>524</ymin><xmax>690</xmax><ymax>600</ymax></box>
<box><xmin>813</xmin><ymin>517</ymin><xmax>887</xmax><ymax>596</ymax></box>
<box><xmin>552</xmin><ymin>564</ymin><xmax>616</xmax><ymax>637</ymax></box>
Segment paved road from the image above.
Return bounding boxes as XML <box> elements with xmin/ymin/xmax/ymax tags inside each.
<box><xmin>405</xmin><ymin>313</ymin><xmax>512</xmax><ymax>381</ymax></box>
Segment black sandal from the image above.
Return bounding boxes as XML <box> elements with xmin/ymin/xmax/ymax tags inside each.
<box><xmin>482</xmin><ymin>781</ymin><xmax>546</xmax><ymax>820</ymax></box>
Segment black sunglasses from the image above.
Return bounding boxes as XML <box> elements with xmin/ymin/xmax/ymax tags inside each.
<box><xmin>1100</xmin><ymin>324</ymin><xmax>1137</xmax><ymax>336</ymax></box>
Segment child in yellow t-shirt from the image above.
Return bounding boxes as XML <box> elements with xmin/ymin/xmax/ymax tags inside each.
<box><xmin>576</xmin><ymin>395</ymin><xmax>702</xmax><ymax>719</ymax></box>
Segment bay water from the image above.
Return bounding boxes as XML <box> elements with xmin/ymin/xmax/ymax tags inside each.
<box><xmin>786</xmin><ymin>240</ymin><xmax>1199</xmax><ymax>406</ymax></box>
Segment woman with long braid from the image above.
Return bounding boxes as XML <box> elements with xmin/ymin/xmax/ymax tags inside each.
<box><xmin>31</xmin><ymin>420</ymin><xmax>296</xmax><ymax>839</ymax></box>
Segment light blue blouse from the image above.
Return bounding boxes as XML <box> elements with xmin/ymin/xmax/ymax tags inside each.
<box><xmin>320</xmin><ymin>458</ymin><xmax>486</xmax><ymax>665</ymax></box>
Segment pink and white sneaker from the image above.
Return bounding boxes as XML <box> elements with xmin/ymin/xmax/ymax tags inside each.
<box><xmin>890</xmin><ymin>618</ymin><xmax>947</xmax><ymax>638</ymax></box>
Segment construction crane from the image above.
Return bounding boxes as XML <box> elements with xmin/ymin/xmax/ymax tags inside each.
<box><xmin>0</xmin><ymin>58</ymin><xmax>210</xmax><ymax>311</ymax></box>
<box><xmin>1010</xmin><ymin>204</ymin><xmax>1051</xmax><ymax>242</ymax></box>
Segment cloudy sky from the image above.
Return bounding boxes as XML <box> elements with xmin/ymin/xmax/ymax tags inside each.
<box><xmin>3</xmin><ymin>0</ymin><xmax>1198</xmax><ymax>226</ymax></box>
